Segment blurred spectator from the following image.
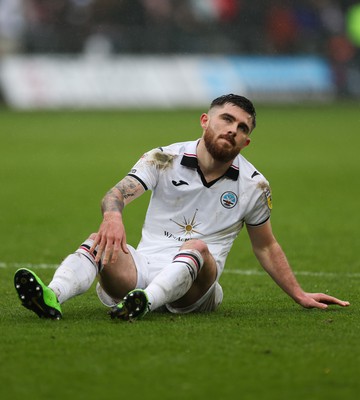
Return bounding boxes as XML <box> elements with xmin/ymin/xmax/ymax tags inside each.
<box><xmin>327</xmin><ymin>34</ymin><xmax>356</xmax><ymax>96</ymax></box>
<box><xmin>318</xmin><ymin>0</ymin><xmax>344</xmax><ymax>34</ymax></box>
<box><xmin>265</xmin><ymin>1</ymin><xmax>299</xmax><ymax>54</ymax></box>
<box><xmin>22</xmin><ymin>0</ymin><xmax>89</xmax><ymax>53</ymax></box>
<box><xmin>0</xmin><ymin>0</ymin><xmax>25</xmax><ymax>54</ymax></box>
<box><xmin>0</xmin><ymin>0</ymin><xmax>358</xmax><ymax>95</ymax></box>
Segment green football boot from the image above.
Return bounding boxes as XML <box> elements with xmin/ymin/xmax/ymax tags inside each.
<box><xmin>14</xmin><ymin>268</ymin><xmax>62</xmax><ymax>320</ymax></box>
<box><xmin>110</xmin><ymin>289</ymin><xmax>150</xmax><ymax>321</ymax></box>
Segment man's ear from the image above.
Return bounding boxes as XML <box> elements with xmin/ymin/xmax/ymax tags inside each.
<box><xmin>200</xmin><ymin>113</ymin><xmax>209</xmax><ymax>129</ymax></box>
<box><xmin>243</xmin><ymin>137</ymin><xmax>251</xmax><ymax>149</ymax></box>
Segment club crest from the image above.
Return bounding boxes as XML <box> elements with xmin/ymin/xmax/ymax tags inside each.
<box><xmin>220</xmin><ymin>192</ymin><xmax>238</xmax><ymax>209</ymax></box>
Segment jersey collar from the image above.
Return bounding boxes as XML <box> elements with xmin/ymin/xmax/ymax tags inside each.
<box><xmin>180</xmin><ymin>140</ymin><xmax>239</xmax><ymax>181</ymax></box>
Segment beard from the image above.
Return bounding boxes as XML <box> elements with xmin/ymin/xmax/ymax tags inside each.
<box><xmin>203</xmin><ymin>126</ymin><xmax>241</xmax><ymax>163</ymax></box>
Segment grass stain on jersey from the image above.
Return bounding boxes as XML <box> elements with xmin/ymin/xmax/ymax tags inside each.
<box><xmin>148</xmin><ymin>150</ymin><xmax>175</xmax><ymax>170</ymax></box>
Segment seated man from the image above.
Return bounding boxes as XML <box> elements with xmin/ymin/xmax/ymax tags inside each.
<box><xmin>14</xmin><ymin>94</ymin><xmax>350</xmax><ymax>321</ymax></box>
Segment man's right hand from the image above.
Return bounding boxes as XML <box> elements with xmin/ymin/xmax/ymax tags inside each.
<box><xmin>89</xmin><ymin>211</ymin><xmax>129</xmax><ymax>265</ymax></box>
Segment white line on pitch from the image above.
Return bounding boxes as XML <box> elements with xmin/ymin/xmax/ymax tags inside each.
<box><xmin>0</xmin><ymin>262</ymin><xmax>58</xmax><ymax>270</ymax></box>
<box><xmin>225</xmin><ymin>269</ymin><xmax>360</xmax><ymax>278</ymax></box>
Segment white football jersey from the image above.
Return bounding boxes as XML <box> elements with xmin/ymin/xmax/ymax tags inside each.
<box><xmin>128</xmin><ymin>140</ymin><xmax>272</xmax><ymax>274</ymax></box>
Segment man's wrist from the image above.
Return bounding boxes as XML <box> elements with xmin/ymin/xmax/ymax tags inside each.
<box><xmin>103</xmin><ymin>211</ymin><xmax>122</xmax><ymax>220</ymax></box>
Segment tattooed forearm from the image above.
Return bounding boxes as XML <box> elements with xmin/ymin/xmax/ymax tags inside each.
<box><xmin>101</xmin><ymin>188</ymin><xmax>125</xmax><ymax>214</ymax></box>
<box><xmin>101</xmin><ymin>176</ymin><xmax>145</xmax><ymax>214</ymax></box>
<box><xmin>115</xmin><ymin>176</ymin><xmax>139</xmax><ymax>200</ymax></box>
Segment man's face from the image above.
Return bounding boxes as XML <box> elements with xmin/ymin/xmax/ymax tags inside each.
<box><xmin>201</xmin><ymin>103</ymin><xmax>253</xmax><ymax>163</ymax></box>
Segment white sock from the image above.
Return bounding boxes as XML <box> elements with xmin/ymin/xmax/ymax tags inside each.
<box><xmin>145</xmin><ymin>250</ymin><xmax>203</xmax><ymax>311</ymax></box>
<box><xmin>48</xmin><ymin>239</ymin><xmax>99</xmax><ymax>304</ymax></box>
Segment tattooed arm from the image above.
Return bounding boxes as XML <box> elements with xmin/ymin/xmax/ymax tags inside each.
<box><xmin>101</xmin><ymin>176</ymin><xmax>145</xmax><ymax>213</ymax></box>
<box><xmin>90</xmin><ymin>176</ymin><xmax>145</xmax><ymax>264</ymax></box>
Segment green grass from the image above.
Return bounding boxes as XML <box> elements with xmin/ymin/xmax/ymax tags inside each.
<box><xmin>1</xmin><ymin>104</ymin><xmax>359</xmax><ymax>400</ymax></box>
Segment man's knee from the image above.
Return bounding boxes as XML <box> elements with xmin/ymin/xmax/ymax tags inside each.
<box><xmin>180</xmin><ymin>239</ymin><xmax>217</xmax><ymax>280</ymax></box>
<box><xmin>180</xmin><ymin>239</ymin><xmax>209</xmax><ymax>258</ymax></box>
<box><xmin>180</xmin><ymin>239</ymin><xmax>214</xmax><ymax>267</ymax></box>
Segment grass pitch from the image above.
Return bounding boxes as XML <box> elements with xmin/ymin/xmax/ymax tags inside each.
<box><xmin>1</xmin><ymin>103</ymin><xmax>359</xmax><ymax>400</ymax></box>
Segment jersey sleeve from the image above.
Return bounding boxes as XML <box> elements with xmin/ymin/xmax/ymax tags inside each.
<box><xmin>244</xmin><ymin>182</ymin><xmax>272</xmax><ymax>226</ymax></box>
<box><xmin>127</xmin><ymin>148</ymin><xmax>172</xmax><ymax>191</ymax></box>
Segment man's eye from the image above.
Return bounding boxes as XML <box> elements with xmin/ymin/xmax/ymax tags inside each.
<box><xmin>239</xmin><ymin>124</ymin><xmax>249</xmax><ymax>133</ymax></box>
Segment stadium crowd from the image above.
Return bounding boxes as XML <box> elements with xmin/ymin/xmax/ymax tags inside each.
<box><xmin>0</xmin><ymin>0</ymin><xmax>359</xmax><ymax>96</ymax></box>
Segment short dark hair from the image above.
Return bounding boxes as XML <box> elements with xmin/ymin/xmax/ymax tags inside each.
<box><xmin>210</xmin><ymin>94</ymin><xmax>256</xmax><ymax>129</ymax></box>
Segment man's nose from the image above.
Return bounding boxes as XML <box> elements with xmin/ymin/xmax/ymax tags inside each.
<box><xmin>228</xmin><ymin>125</ymin><xmax>237</xmax><ymax>136</ymax></box>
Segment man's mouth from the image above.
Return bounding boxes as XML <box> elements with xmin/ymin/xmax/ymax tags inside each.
<box><xmin>219</xmin><ymin>135</ymin><xmax>235</xmax><ymax>146</ymax></box>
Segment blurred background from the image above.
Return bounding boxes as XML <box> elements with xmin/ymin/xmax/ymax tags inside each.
<box><xmin>1</xmin><ymin>0</ymin><xmax>360</xmax><ymax>108</ymax></box>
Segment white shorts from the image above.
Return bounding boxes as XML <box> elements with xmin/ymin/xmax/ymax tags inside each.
<box><xmin>96</xmin><ymin>244</ymin><xmax>223</xmax><ymax>314</ymax></box>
